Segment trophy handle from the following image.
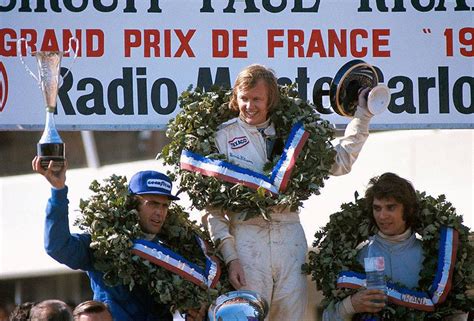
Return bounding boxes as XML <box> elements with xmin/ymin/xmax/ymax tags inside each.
<box><xmin>17</xmin><ymin>38</ymin><xmax>40</xmax><ymax>85</ymax></box>
<box><xmin>60</xmin><ymin>37</ymin><xmax>79</xmax><ymax>83</ymax></box>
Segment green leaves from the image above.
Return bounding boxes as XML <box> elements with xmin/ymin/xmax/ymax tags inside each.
<box><xmin>159</xmin><ymin>84</ymin><xmax>336</xmax><ymax>220</ymax></box>
<box><xmin>75</xmin><ymin>175</ymin><xmax>231</xmax><ymax>312</ymax></box>
<box><xmin>303</xmin><ymin>191</ymin><xmax>474</xmax><ymax>319</ymax></box>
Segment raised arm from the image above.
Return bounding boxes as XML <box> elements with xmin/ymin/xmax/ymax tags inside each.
<box><xmin>330</xmin><ymin>87</ymin><xmax>373</xmax><ymax>176</ymax></box>
<box><xmin>33</xmin><ymin>157</ymin><xmax>93</xmax><ymax>270</ymax></box>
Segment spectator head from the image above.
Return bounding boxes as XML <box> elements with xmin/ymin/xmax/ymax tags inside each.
<box><xmin>73</xmin><ymin>301</ymin><xmax>112</xmax><ymax>321</ymax></box>
<box><xmin>9</xmin><ymin>302</ymin><xmax>35</xmax><ymax>321</ymax></box>
<box><xmin>0</xmin><ymin>303</ymin><xmax>9</xmax><ymax>321</ymax></box>
<box><xmin>29</xmin><ymin>300</ymin><xmax>72</xmax><ymax>321</ymax></box>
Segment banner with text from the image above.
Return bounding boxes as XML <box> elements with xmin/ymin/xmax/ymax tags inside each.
<box><xmin>0</xmin><ymin>0</ymin><xmax>472</xmax><ymax>130</ymax></box>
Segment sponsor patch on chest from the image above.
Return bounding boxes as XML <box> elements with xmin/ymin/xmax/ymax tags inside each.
<box><xmin>228</xmin><ymin>136</ymin><xmax>249</xmax><ymax>149</ymax></box>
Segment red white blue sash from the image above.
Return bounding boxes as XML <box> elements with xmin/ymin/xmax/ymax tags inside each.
<box><xmin>180</xmin><ymin>149</ymin><xmax>278</xmax><ymax>194</ymax></box>
<box><xmin>429</xmin><ymin>226</ymin><xmax>459</xmax><ymax>304</ymax></box>
<box><xmin>337</xmin><ymin>271</ymin><xmax>435</xmax><ymax>311</ymax></box>
<box><xmin>179</xmin><ymin>122</ymin><xmax>309</xmax><ymax>194</ymax></box>
<box><xmin>336</xmin><ymin>226</ymin><xmax>459</xmax><ymax>311</ymax></box>
<box><xmin>270</xmin><ymin>122</ymin><xmax>310</xmax><ymax>192</ymax></box>
<box><xmin>131</xmin><ymin>235</ymin><xmax>221</xmax><ymax>289</ymax></box>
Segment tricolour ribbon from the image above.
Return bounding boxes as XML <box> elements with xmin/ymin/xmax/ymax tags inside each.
<box><xmin>336</xmin><ymin>226</ymin><xmax>458</xmax><ymax>311</ymax></box>
<box><xmin>270</xmin><ymin>122</ymin><xmax>310</xmax><ymax>192</ymax></box>
<box><xmin>179</xmin><ymin>122</ymin><xmax>308</xmax><ymax>194</ymax></box>
<box><xmin>180</xmin><ymin>149</ymin><xmax>278</xmax><ymax>195</ymax></box>
<box><xmin>337</xmin><ymin>271</ymin><xmax>435</xmax><ymax>311</ymax></box>
<box><xmin>429</xmin><ymin>226</ymin><xmax>459</xmax><ymax>304</ymax></box>
<box><xmin>131</xmin><ymin>235</ymin><xmax>221</xmax><ymax>289</ymax></box>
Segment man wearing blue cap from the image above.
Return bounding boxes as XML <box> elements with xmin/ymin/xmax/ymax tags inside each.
<box><xmin>32</xmin><ymin>157</ymin><xmax>205</xmax><ymax>321</ymax></box>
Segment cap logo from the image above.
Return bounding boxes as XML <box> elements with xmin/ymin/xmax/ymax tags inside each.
<box><xmin>147</xmin><ymin>178</ymin><xmax>171</xmax><ymax>191</ymax></box>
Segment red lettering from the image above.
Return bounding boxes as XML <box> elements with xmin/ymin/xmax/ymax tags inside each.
<box><xmin>164</xmin><ymin>29</ymin><xmax>171</xmax><ymax>57</ymax></box>
<box><xmin>328</xmin><ymin>29</ymin><xmax>347</xmax><ymax>57</ymax></box>
<box><xmin>350</xmin><ymin>29</ymin><xmax>368</xmax><ymax>57</ymax></box>
<box><xmin>20</xmin><ymin>29</ymin><xmax>38</xmax><ymax>55</ymax></box>
<box><xmin>124</xmin><ymin>29</ymin><xmax>142</xmax><ymax>57</ymax></box>
<box><xmin>212</xmin><ymin>29</ymin><xmax>229</xmax><ymax>58</ymax></box>
<box><xmin>288</xmin><ymin>29</ymin><xmax>305</xmax><ymax>58</ymax></box>
<box><xmin>306</xmin><ymin>29</ymin><xmax>327</xmax><ymax>57</ymax></box>
<box><xmin>41</xmin><ymin>29</ymin><xmax>60</xmax><ymax>52</ymax></box>
<box><xmin>267</xmin><ymin>29</ymin><xmax>284</xmax><ymax>58</ymax></box>
<box><xmin>62</xmin><ymin>29</ymin><xmax>82</xmax><ymax>57</ymax></box>
<box><xmin>174</xmin><ymin>29</ymin><xmax>195</xmax><ymax>57</ymax></box>
<box><xmin>0</xmin><ymin>28</ymin><xmax>17</xmax><ymax>56</ymax></box>
<box><xmin>233</xmin><ymin>30</ymin><xmax>247</xmax><ymax>58</ymax></box>
<box><xmin>0</xmin><ymin>29</ymin><xmax>103</xmax><ymax>57</ymax></box>
<box><xmin>267</xmin><ymin>28</ymin><xmax>390</xmax><ymax>58</ymax></box>
<box><xmin>459</xmin><ymin>27</ymin><xmax>474</xmax><ymax>57</ymax></box>
<box><xmin>144</xmin><ymin>29</ymin><xmax>160</xmax><ymax>58</ymax></box>
<box><xmin>86</xmin><ymin>29</ymin><xmax>104</xmax><ymax>57</ymax></box>
<box><xmin>373</xmin><ymin>29</ymin><xmax>390</xmax><ymax>57</ymax></box>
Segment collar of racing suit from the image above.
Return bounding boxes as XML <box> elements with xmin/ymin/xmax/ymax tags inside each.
<box><xmin>377</xmin><ymin>228</ymin><xmax>412</xmax><ymax>243</ymax></box>
<box><xmin>236</xmin><ymin>117</ymin><xmax>276</xmax><ymax>137</ymax></box>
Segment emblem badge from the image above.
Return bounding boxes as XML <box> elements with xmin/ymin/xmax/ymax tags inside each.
<box><xmin>229</xmin><ymin>136</ymin><xmax>249</xmax><ymax>149</ymax></box>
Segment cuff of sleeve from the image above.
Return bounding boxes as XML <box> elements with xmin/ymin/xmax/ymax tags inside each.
<box><xmin>354</xmin><ymin>105</ymin><xmax>374</xmax><ymax>121</ymax></box>
<box><xmin>51</xmin><ymin>186</ymin><xmax>68</xmax><ymax>197</ymax></box>
<box><xmin>346</xmin><ymin>112</ymin><xmax>370</xmax><ymax>135</ymax></box>
<box><xmin>219</xmin><ymin>238</ymin><xmax>239</xmax><ymax>264</ymax></box>
<box><xmin>340</xmin><ymin>296</ymin><xmax>356</xmax><ymax>316</ymax></box>
<box><xmin>47</xmin><ymin>186</ymin><xmax>69</xmax><ymax>219</ymax></box>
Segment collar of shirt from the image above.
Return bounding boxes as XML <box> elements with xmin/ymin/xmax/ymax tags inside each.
<box><xmin>377</xmin><ymin>228</ymin><xmax>413</xmax><ymax>243</ymax></box>
<box><xmin>237</xmin><ymin>117</ymin><xmax>275</xmax><ymax>137</ymax></box>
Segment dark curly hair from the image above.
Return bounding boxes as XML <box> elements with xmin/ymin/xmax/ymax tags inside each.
<box><xmin>365</xmin><ymin>172</ymin><xmax>419</xmax><ymax>230</ymax></box>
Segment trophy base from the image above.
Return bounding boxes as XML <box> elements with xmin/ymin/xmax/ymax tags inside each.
<box><xmin>37</xmin><ymin>143</ymin><xmax>65</xmax><ymax>170</ymax></box>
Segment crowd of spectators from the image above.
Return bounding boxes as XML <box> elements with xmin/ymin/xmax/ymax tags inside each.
<box><xmin>0</xmin><ymin>300</ymin><xmax>112</xmax><ymax>321</ymax></box>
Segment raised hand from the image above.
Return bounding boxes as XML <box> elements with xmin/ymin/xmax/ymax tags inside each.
<box><xmin>32</xmin><ymin>156</ymin><xmax>68</xmax><ymax>189</ymax></box>
<box><xmin>358</xmin><ymin>87</ymin><xmax>371</xmax><ymax>110</ymax></box>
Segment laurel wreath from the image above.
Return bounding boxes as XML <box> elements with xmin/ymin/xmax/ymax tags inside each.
<box><xmin>302</xmin><ymin>191</ymin><xmax>474</xmax><ymax>320</ymax></box>
<box><xmin>159</xmin><ymin>85</ymin><xmax>336</xmax><ymax>220</ymax></box>
<box><xmin>75</xmin><ymin>174</ymin><xmax>232</xmax><ymax>312</ymax></box>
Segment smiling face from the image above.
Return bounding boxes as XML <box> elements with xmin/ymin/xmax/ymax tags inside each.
<box><xmin>137</xmin><ymin>194</ymin><xmax>170</xmax><ymax>235</ymax></box>
<box><xmin>372</xmin><ymin>197</ymin><xmax>407</xmax><ymax>236</ymax></box>
<box><xmin>237</xmin><ymin>79</ymin><xmax>270</xmax><ymax>125</ymax></box>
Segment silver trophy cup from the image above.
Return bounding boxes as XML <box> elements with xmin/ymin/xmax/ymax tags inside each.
<box><xmin>329</xmin><ymin>59</ymin><xmax>391</xmax><ymax>117</ymax></box>
<box><xmin>208</xmin><ymin>290</ymin><xmax>269</xmax><ymax>321</ymax></box>
<box><xmin>18</xmin><ymin>38</ymin><xmax>78</xmax><ymax>170</ymax></box>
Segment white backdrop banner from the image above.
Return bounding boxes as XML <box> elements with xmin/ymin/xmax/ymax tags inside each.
<box><xmin>0</xmin><ymin>0</ymin><xmax>472</xmax><ymax>130</ymax></box>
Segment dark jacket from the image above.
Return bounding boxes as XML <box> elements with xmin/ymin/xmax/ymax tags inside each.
<box><xmin>44</xmin><ymin>187</ymin><xmax>173</xmax><ymax>321</ymax></box>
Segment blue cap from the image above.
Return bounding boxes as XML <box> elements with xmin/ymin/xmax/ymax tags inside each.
<box><xmin>128</xmin><ymin>170</ymin><xmax>180</xmax><ymax>200</ymax></box>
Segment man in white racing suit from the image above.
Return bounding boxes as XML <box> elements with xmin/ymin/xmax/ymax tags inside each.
<box><xmin>203</xmin><ymin>64</ymin><xmax>374</xmax><ymax>321</ymax></box>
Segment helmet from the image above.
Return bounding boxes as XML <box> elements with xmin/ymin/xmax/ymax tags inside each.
<box><xmin>208</xmin><ymin>290</ymin><xmax>269</xmax><ymax>321</ymax></box>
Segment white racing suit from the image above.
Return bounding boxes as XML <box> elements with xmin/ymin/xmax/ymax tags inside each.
<box><xmin>203</xmin><ymin>107</ymin><xmax>373</xmax><ymax>321</ymax></box>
